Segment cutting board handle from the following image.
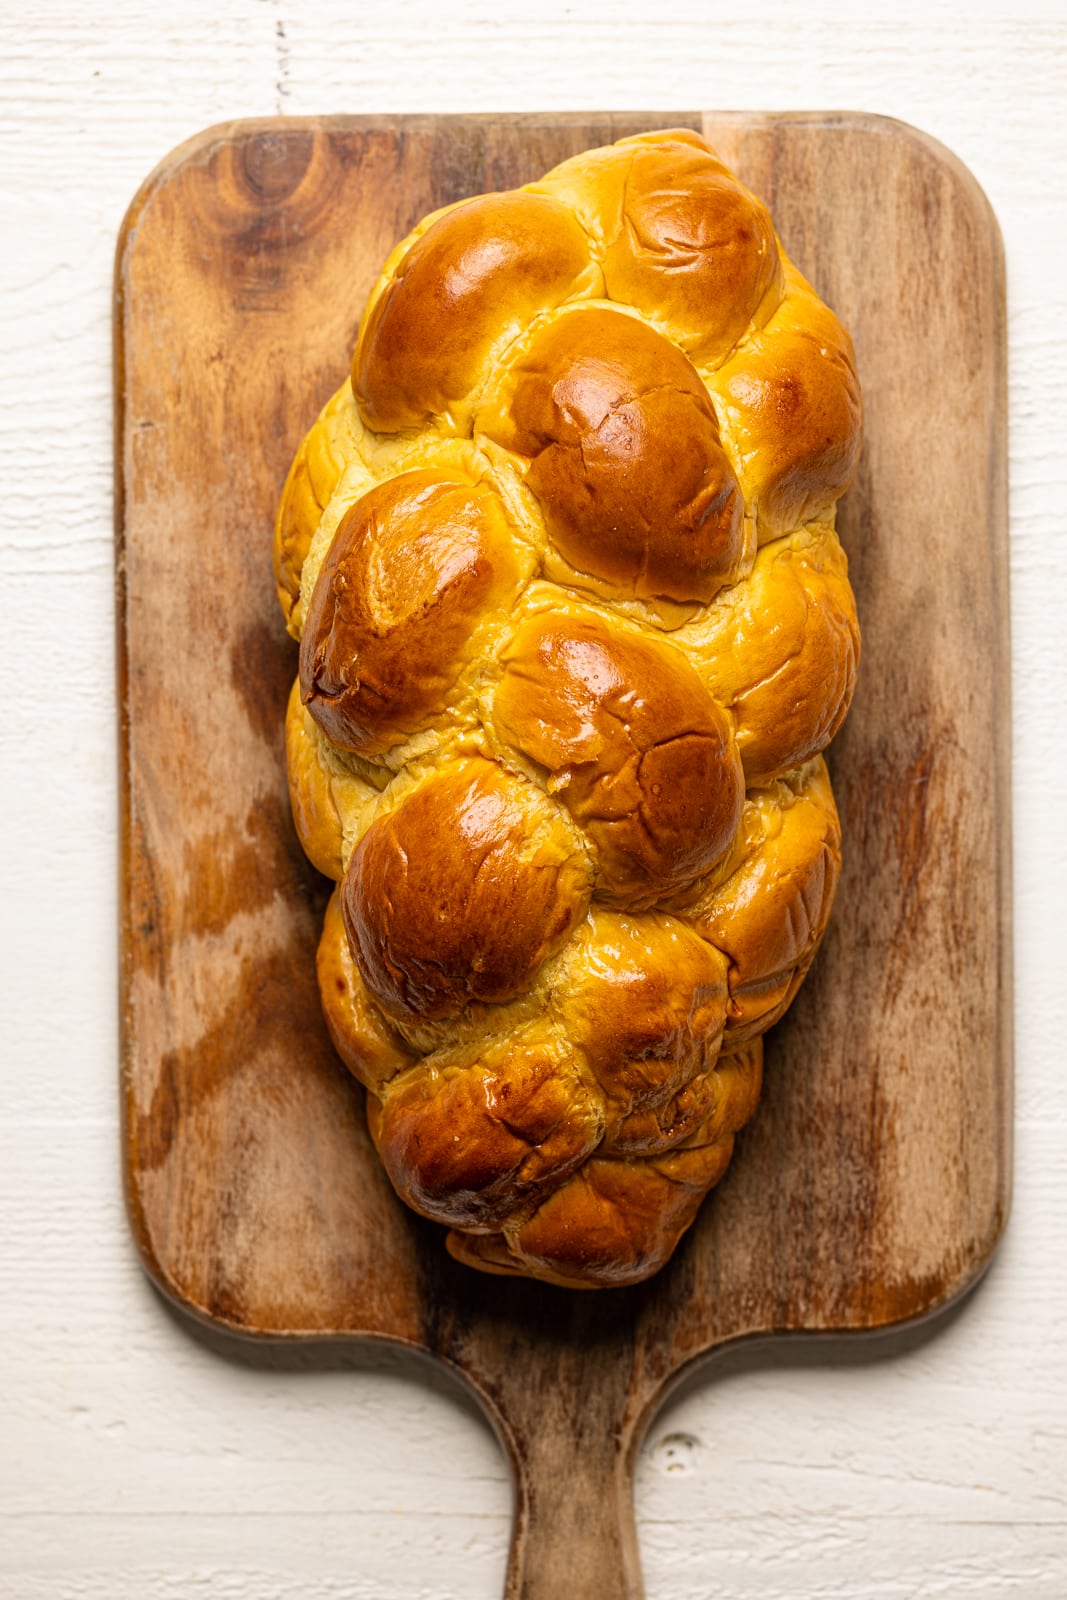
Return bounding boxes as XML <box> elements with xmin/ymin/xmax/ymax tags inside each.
<box><xmin>501</xmin><ymin>1414</ymin><xmax>644</xmax><ymax>1599</ymax></box>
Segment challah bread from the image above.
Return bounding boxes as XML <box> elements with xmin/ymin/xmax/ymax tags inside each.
<box><xmin>275</xmin><ymin>129</ymin><xmax>861</xmax><ymax>1288</ymax></box>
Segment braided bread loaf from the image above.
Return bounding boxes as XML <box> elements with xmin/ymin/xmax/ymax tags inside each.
<box><xmin>274</xmin><ymin>129</ymin><xmax>862</xmax><ymax>1289</ymax></box>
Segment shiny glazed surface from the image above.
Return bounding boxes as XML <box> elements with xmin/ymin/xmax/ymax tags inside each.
<box><xmin>275</xmin><ymin>128</ymin><xmax>862</xmax><ymax>1287</ymax></box>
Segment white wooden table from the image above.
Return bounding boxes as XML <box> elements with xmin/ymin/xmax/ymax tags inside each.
<box><xmin>3</xmin><ymin>4</ymin><xmax>1065</xmax><ymax>1596</ymax></box>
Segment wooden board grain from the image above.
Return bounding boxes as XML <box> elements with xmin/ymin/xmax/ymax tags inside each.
<box><xmin>115</xmin><ymin>111</ymin><xmax>1011</xmax><ymax>1599</ymax></box>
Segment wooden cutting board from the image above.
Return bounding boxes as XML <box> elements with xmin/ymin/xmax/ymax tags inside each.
<box><xmin>116</xmin><ymin>111</ymin><xmax>1011</xmax><ymax>1598</ymax></box>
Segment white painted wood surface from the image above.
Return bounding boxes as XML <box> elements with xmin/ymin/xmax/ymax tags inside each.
<box><xmin>3</xmin><ymin>2</ymin><xmax>1065</xmax><ymax>1595</ymax></box>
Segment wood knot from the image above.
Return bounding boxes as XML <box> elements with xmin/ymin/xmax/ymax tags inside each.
<box><xmin>241</xmin><ymin>130</ymin><xmax>315</xmax><ymax>204</ymax></box>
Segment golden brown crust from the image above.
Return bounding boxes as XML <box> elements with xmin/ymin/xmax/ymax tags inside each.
<box><xmin>605</xmin><ymin>139</ymin><xmax>782</xmax><ymax>363</ymax></box>
<box><xmin>564</xmin><ymin>910</ymin><xmax>729</xmax><ymax>1153</ymax></box>
<box><xmin>316</xmin><ymin>887</ymin><xmax>417</xmax><ymax>1093</ymax></box>
<box><xmin>506</xmin><ymin>1155</ymin><xmax>713</xmax><ymax>1288</ymax></box>
<box><xmin>285</xmin><ymin>678</ymin><xmax>346</xmax><ymax>880</ymax></box>
<box><xmin>299</xmin><ymin>470</ymin><xmax>526</xmax><ymax>758</ymax></box>
<box><xmin>273</xmin><ymin>383</ymin><xmax>359</xmax><ymax>634</ymax></box>
<box><xmin>341</xmin><ymin>757</ymin><xmax>593</xmax><ymax>1023</ymax></box>
<box><xmin>493</xmin><ymin>610</ymin><xmax>744</xmax><ymax>905</ymax></box>
<box><xmin>372</xmin><ymin>1028</ymin><xmax>602</xmax><ymax>1230</ymax></box>
<box><xmin>275</xmin><ymin>447</ymin><xmax>322</xmax><ymax>628</ymax></box>
<box><xmin>276</xmin><ymin>130</ymin><xmax>861</xmax><ymax>1289</ymax></box>
<box><xmin>568</xmin><ymin>911</ymin><xmax>727</xmax><ymax>1088</ymax></box>
<box><xmin>692</xmin><ymin>758</ymin><xmax>842</xmax><ymax>1044</ymax></box>
<box><xmin>535</xmin><ymin>130</ymin><xmax>782</xmax><ymax>365</ymax></box>
<box><xmin>706</xmin><ymin>274</ymin><xmax>863</xmax><ymax>541</ymax></box>
<box><xmin>284</xmin><ymin>679</ymin><xmax>381</xmax><ymax>880</ymax></box>
<box><xmin>353</xmin><ymin>191</ymin><xmax>599</xmax><ymax>433</ymax></box>
<box><xmin>480</xmin><ymin>306</ymin><xmax>744</xmax><ymax>603</ymax></box>
<box><xmin>444</xmin><ymin>1035</ymin><xmax>763</xmax><ymax>1287</ymax></box>
<box><xmin>686</xmin><ymin>525</ymin><xmax>860</xmax><ymax>785</ymax></box>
